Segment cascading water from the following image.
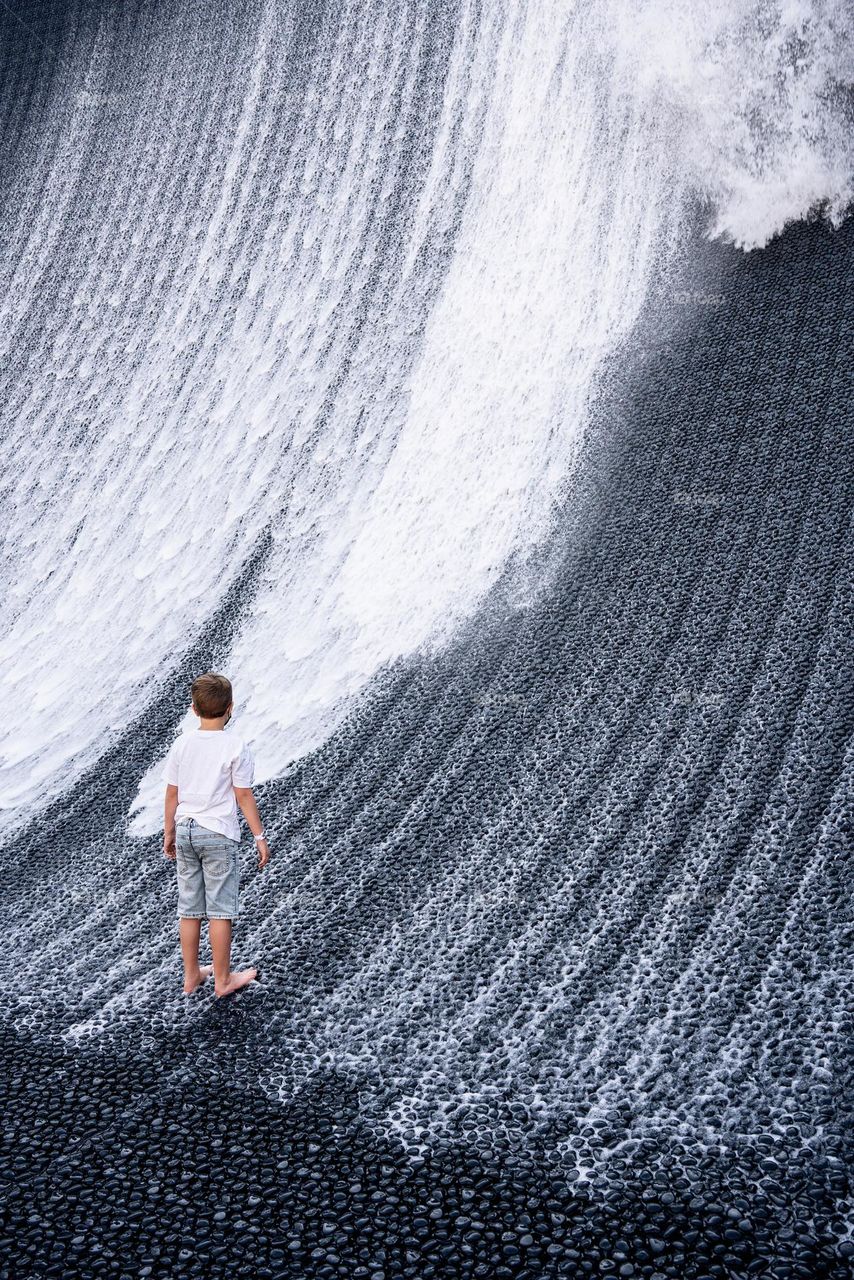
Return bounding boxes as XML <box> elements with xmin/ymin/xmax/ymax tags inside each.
<box><xmin>1</xmin><ymin>1</ymin><xmax>852</xmax><ymax>1277</ymax></box>
<box><xmin>0</xmin><ymin>0</ymin><xmax>848</xmax><ymax>839</ymax></box>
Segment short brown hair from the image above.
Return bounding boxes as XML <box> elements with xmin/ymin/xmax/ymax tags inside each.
<box><xmin>191</xmin><ymin>672</ymin><xmax>233</xmax><ymax>718</ymax></box>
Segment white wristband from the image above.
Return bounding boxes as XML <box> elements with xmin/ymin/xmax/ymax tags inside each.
<box><xmin>253</xmin><ymin>831</ymin><xmax>267</xmax><ymax>842</ymax></box>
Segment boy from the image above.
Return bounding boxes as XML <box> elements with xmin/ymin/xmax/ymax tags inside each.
<box><xmin>162</xmin><ymin>672</ymin><xmax>270</xmax><ymax>997</ymax></box>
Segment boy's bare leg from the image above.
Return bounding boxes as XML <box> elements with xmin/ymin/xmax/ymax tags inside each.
<box><xmin>179</xmin><ymin>917</ymin><xmax>214</xmax><ymax>994</ymax></box>
<box><xmin>209</xmin><ymin>918</ymin><xmax>257</xmax><ymax>996</ymax></box>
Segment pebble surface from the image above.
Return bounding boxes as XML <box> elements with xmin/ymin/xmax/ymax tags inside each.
<box><xmin>1</xmin><ymin>214</ymin><xmax>850</xmax><ymax>1279</ymax></box>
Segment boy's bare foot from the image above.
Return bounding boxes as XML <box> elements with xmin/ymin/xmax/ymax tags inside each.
<box><xmin>214</xmin><ymin>968</ymin><xmax>258</xmax><ymax>998</ymax></box>
<box><xmin>183</xmin><ymin>965</ymin><xmax>214</xmax><ymax>995</ymax></box>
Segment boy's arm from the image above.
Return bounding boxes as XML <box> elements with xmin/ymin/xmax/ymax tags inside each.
<box><xmin>164</xmin><ymin>784</ymin><xmax>179</xmax><ymax>859</ymax></box>
<box><xmin>234</xmin><ymin>787</ymin><xmax>270</xmax><ymax>868</ymax></box>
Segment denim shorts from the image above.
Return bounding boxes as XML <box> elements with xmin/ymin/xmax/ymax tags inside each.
<box><xmin>175</xmin><ymin>818</ymin><xmax>240</xmax><ymax>920</ymax></box>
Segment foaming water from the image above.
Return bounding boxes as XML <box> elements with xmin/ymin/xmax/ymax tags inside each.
<box><xmin>0</xmin><ymin>201</ymin><xmax>851</xmax><ymax>1187</ymax></box>
<box><xmin>0</xmin><ymin>0</ymin><xmax>849</xmax><ymax>838</ymax></box>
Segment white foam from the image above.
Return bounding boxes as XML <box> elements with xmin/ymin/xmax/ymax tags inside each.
<box><xmin>0</xmin><ymin>0</ymin><xmax>849</xmax><ymax>835</ymax></box>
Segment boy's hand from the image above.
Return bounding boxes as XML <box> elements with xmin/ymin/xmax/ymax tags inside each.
<box><xmin>256</xmin><ymin>838</ymin><xmax>270</xmax><ymax>870</ymax></box>
<box><xmin>164</xmin><ymin>832</ymin><xmax>176</xmax><ymax>860</ymax></box>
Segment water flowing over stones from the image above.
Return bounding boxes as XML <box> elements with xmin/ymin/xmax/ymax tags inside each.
<box><xmin>1</xmin><ymin>2</ymin><xmax>852</xmax><ymax>1277</ymax></box>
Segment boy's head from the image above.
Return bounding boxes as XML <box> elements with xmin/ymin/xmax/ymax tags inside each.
<box><xmin>191</xmin><ymin>672</ymin><xmax>233</xmax><ymax>720</ymax></box>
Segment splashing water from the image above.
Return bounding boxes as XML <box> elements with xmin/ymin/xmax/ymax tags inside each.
<box><xmin>0</xmin><ymin>0</ymin><xmax>849</xmax><ymax>839</ymax></box>
<box><xmin>0</xmin><ymin>0</ymin><xmax>851</xmax><ymax>1190</ymax></box>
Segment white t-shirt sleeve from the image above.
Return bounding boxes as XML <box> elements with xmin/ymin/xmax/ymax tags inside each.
<box><xmin>231</xmin><ymin>741</ymin><xmax>255</xmax><ymax>788</ymax></box>
<box><xmin>162</xmin><ymin>739</ymin><xmax>181</xmax><ymax>786</ymax></box>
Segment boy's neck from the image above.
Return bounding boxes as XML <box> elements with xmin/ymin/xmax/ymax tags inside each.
<box><xmin>197</xmin><ymin>717</ymin><xmax>227</xmax><ymax>731</ymax></box>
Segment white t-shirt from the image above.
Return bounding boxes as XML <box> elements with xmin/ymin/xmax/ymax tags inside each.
<box><xmin>162</xmin><ymin>729</ymin><xmax>255</xmax><ymax>842</ymax></box>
